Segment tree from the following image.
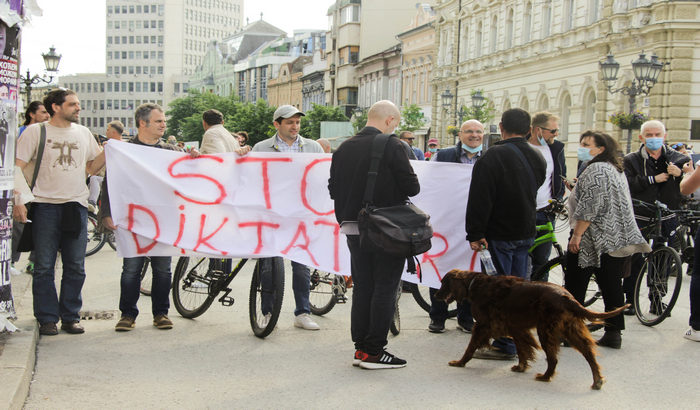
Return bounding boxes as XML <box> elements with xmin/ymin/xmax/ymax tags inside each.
<box><xmin>351</xmin><ymin>108</ymin><xmax>368</xmax><ymax>133</ymax></box>
<box><xmin>165</xmin><ymin>91</ymin><xmax>275</xmax><ymax>145</ymax></box>
<box><xmin>461</xmin><ymin>89</ymin><xmax>496</xmax><ymax>125</ymax></box>
<box><xmin>400</xmin><ymin>103</ymin><xmax>427</xmax><ymax>132</ymax></box>
<box><xmin>299</xmin><ymin>103</ymin><xmax>348</xmax><ymax>139</ymax></box>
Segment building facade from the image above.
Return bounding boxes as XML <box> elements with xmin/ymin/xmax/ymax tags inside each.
<box><xmin>60</xmin><ymin>0</ymin><xmax>243</xmax><ymax>135</ymax></box>
<box><xmin>432</xmin><ymin>0</ymin><xmax>700</xmax><ymax>174</ymax></box>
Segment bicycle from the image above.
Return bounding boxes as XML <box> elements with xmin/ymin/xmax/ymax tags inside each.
<box><xmin>171</xmin><ymin>256</ymin><xmax>285</xmax><ymax>338</ymax></box>
<box><xmin>631</xmin><ymin>199</ymin><xmax>694</xmax><ymax>326</ymax></box>
<box><xmin>308</xmin><ymin>269</ymin><xmax>348</xmax><ymax>315</ymax></box>
<box><xmin>86</xmin><ymin>211</ymin><xmax>116</xmax><ymax>256</ymax></box>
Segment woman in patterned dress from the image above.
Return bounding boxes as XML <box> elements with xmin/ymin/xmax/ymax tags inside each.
<box><xmin>565</xmin><ymin>131</ymin><xmax>650</xmax><ymax>349</ymax></box>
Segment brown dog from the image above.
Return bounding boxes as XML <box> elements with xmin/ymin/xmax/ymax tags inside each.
<box><xmin>434</xmin><ymin>270</ymin><xmax>628</xmax><ymax>390</ymax></box>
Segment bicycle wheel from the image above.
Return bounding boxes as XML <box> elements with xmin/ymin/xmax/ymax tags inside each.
<box><xmin>139</xmin><ymin>257</ymin><xmax>152</xmax><ymax>296</ymax></box>
<box><xmin>172</xmin><ymin>256</ymin><xmax>217</xmax><ymax>319</ymax></box>
<box><xmin>309</xmin><ymin>269</ymin><xmax>343</xmax><ymax>316</ymax></box>
<box><xmin>531</xmin><ymin>255</ymin><xmax>565</xmax><ymax>285</ymax></box>
<box><xmin>85</xmin><ymin>213</ymin><xmax>105</xmax><ymax>256</ymax></box>
<box><xmin>634</xmin><ymin>246</ymin><xmax>683</xmax><ymax>326</ymax></box>
<box><xmin>249</xmin><ymin>257</ymin><xmax>285</xmax><ymax>338</ymax></box>
<box><xmin>390</xmin><ymin>283</ymin><xmax>401</xmax><ymax>336</ymax></box>
<box><xmin>408</xmin><ymin>281</ymin><xmax>458</xmax><ymax>318</ymax></box>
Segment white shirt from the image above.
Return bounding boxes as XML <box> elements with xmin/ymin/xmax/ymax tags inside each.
<box><xmin>530</xmin><ymin>141</ymin><xmax>554</xmax><ymax>210</ymax></box>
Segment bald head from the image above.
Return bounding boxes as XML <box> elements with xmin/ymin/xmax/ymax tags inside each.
<box><xmin>366</xmin><ymin>100</ymin><xmax>401</xmax><ymax>134</ymax></box>
<box><xmin>461</xmin><ymin>119</ymin><xmax>483</xmax><ymax>129</ymax></box>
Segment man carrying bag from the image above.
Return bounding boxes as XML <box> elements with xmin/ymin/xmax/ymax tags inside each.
<box><xmin>328</xmin><ymin>100</ymin><xmax>420</xmax><ymax>369</ymax></box>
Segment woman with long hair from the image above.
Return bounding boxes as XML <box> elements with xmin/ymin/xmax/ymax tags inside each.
<box><xmin>565</xmin><ymin>131</ymin><xmax>650</xmax><ymax>349</ymax></box>
<box><xmin>19</xmin><ymin>101</ymin><xmax>49</xmax><ymax>136</ymax></box>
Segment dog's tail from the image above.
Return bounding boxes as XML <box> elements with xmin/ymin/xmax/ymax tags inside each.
<box><xmin>568</xmin><ymin>299</ymin><xmax>630</xmax><ymax>321</ymax></box>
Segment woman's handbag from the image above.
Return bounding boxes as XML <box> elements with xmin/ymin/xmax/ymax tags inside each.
<box><xmin>357</xmin><ymin>133</ymin><xmax>432</xmax><ymax>257</ymax></box>
<box><xmin>16</xmin><ymin>124</ymin><xmax>47</xmax><ymax>252</ymax></box>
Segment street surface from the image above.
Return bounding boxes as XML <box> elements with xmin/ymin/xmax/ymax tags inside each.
<box><xmin>20</xmin><ymin>247</ymin><xmax>700</xmax><ymax>409</ymax></box>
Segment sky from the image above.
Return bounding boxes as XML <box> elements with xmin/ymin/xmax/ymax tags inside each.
<box><xmin>19</xmin><ymin>0</ymin><xmax>331</xmax><ymax>78</ymax></box>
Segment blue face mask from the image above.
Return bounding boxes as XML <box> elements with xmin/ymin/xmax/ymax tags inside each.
<box><xmin>577</xmin><ymin>147</ymin><xmax>593</xmax><ymax>162</ymax></box>
<box><xmin>428</xmin><ymin>147</ymin><xmax>437</xmax><ymax>153</ymax></box>
<box><xmin>645</xmin><ymin>137</ymin><xmax>664</xmax><ymax>151</ymax></box>
<box><xmin>538</xmin><ymin>136</ymin><xmax>547</xmax><ymax>146</ymax></box>
<box><xmin>462</xmin><ymin>143</ymin><xmax>482</xmax><ymax>154</ymax></box>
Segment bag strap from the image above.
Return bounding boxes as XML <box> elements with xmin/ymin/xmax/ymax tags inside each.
<box><xmin>504</xmin><ymin>142</ymin><xmax>537</xmax><ymax>194</ymax></box>
<box><xmin>362</xmin><ymin>133</ymin><xmax>391</xmax><ymax>205</ymax></box>
<box><xmin>29</xmin><ymin>123</ymin><xmax>47</xmax><ymax>190</ymax></box>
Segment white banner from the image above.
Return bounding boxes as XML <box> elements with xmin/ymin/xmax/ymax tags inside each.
<box><xmin>105</xmin><ymin>141</ymin><xmax>478</xmax><ymax>289</ymax></box>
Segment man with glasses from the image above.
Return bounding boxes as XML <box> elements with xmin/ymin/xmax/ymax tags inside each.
<box><xmin>528</xmin><ymin>112</ymin><xmax>567</xmax><ymax>280</ymax></box>
<box><xmin>399</xmin><ymin>131</ymin><xmax>424</xmax><ymax>160</ymax></box>
<box><xmin>427</xmin><ymin>119</ymin><xmax>484</xmax><ymax>334</ymax></box>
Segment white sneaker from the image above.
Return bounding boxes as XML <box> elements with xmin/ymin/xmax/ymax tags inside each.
<box><xmin>684</xmin><ymin>328</ymin><xmax>700</xmax><ymax>342</ymax></box>
<box><xmin>294</xmin><ymin>313</ymin><xmax>320</xmax><ymax>330</ymax></box>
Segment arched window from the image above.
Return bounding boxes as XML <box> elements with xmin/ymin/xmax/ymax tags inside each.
<box><xmin>460</xmin><ymin>19</ymin><xmax>469</xmax><ymax>61</ymax></box>
<box><xmin>490</xmin><ymin>15</ymin><xmax>498</xmax><ymax>53</ymax></box>
<box><xmin>542</xmin><ymin>0</ymin><xmax>552</xmax><ymax>38</ymax></box>
<box><xmin>560</xmin><ymin>93</ymin><xmax>572</xmax><ymax>142</ymax></box>
<box><xmin>519</xmin><ymin>95</ymin><xmax>530</xmax><ymax>112</ymax></box>
<box><xmin>537</xmin><ymin>93</ymin><xmax>549</xmax><ymax>111</ymax></box>
<box><xmin>522</xmin><ymin>2</ymin><xmax>532</xmax><ymax>43</ymax></box>
<box><xmin>476</xmin><ymin>22</ymin><xmax>483</xmax><ymax>57</ymax></box>
<box><xmin>582</xmin><ymin>88</ymin><xmax>596</xmax><ymax>130</ymax></box>
<box><xmin>505</xmin><ymin>8</ymin><xmax>514</xmax><ymax>49</ymax></box>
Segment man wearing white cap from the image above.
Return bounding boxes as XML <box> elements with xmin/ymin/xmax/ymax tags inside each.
<box><xmin>252</xmin><ymin>105</ymin><xmax>324</xmax><ymax>330</ymax></box>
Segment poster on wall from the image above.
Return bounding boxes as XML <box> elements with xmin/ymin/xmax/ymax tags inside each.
<box><xmin>0</xmin><ymin>2</ymin><xmax>22</xmax><ymax>332</ymax></box>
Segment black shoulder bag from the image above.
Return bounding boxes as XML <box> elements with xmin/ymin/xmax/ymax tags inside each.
<box><xmin>17</xmin><ymin>124</ymin><xmax>47</xmax><ymax>252</ymax></box>
<box><xmin>357</xmin><ymin>133</ymin><xmax>433</xmax><ymax>257</ymax></box>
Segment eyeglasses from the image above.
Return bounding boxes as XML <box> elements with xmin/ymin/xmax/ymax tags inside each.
<box><xmin>402</xmin><ymin>137</ymin><xmax>415</xmax><ymax>141</ymax></box>
<box><xmin>540</xmin><ymin>127</ymin><xmax>559</xmax><ymax>134</ymax></box>
<box><xmin>460</xmin><ymin>129</ymin><xmax>484</xmax><ymax>135</ymax></box>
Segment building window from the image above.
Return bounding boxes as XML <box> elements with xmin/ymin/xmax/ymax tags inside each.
<box><xmin>587</xmin><ymin>0</ymin><xmax>600</xmax><ymax>24</ymax></box>
<box><xmin>475</xmin><ymin>22</ymin><xmax>483</xmax><ymax>58</ymax></box>
<box><xmin>522</xmin><ymin>2</ymin><xmax>532</xmax><ymax>43</ymax></box>
<box><xmin>340</xmin><ymin>4</ymin><xmax>360</xmax><ymax>24</ymax></box>
<box><xmin>490</xmin><ymin>15</ymin><xmax>498</xmax><ymax>53</ymax></box>
<box><xmin>505</xmin><ymin>8</ymin><xmax>514</xmax><ymax>49</ymax></box>
<box><xmin>542</xmin><ymin>0</ymin><xmax>552</xmax><ymax>38</ymax></box>
<box><xmin>564</xmin><ymin>0</ymin><xmax>575</xmax><ymax>31</ymax></box>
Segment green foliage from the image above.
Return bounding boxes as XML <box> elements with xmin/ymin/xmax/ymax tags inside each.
<box><xmin>461</xmin><ymin>89</ymin><xmax>496</xmax><ymax>125</ymax></box>
<box><xmin>165</xmin><ymin>91</ymin><xmax>275</xmax><ymax>145</ymax></box>
<box><xmin>352</xmin><ymin>108</ymin><xmax>368</xmax><ymax>133</ymax></box>
<box><xmin>400</xmin><ymin>104</ymin><xmax>427</xmax><ymax>132</ymax></box>
<box><xmin>299</xmin><ymin>103</ymin><xmax>349</xmax><ymax>139</ymax></box>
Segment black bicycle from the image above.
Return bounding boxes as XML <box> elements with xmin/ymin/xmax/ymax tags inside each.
<box><xmin>631</xmin><ymin>199</ymin><xmax>696</xmax><ymax>326</ymax></box>
<box><xmin>171</xmin><ymin>256</ymin><xmax>285</xmax><ymax>338</ymax></box>
<box><xmin>86</xmin><ymin>211</ymin><xmax>117</xmax><ymax>256</ymax></box>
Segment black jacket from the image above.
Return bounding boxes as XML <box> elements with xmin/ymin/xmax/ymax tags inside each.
<box><xmin>548</xmin><ymin>139</ymin><xmax>567</xmax><ymax>200</ymax></box>
<box><xmin>328</xmin><ymin>127</ymin><xmax>420</xmax><ymax>224</ymax></box>
<box><xmin>624</xmin><ymin>144</ymin><xmax>690</xmax><ymax>215</ymax></box>
<box><xmin>465</xmin><ymin>137</ymin><xmax>547</xmax><ymax>242</ymax></box>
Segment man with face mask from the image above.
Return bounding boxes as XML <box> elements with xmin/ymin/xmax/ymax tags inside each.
<box><xmin>426</xmin><ymin>119</ymin><xmax>484</xmax><ymax>334</ymax></box>
<box><xmin>425</xmin><ymin>138</ymin><xmax>439</xmax><ymax>160</ymax></box>
<box><xmin>623</xmin><ymin>120</ymin><xmax>692</xmax><ymax>314</ymax></box>
<box><xmin>528</xmin><ymin>112</ymin><xmax>567</xmax><ymax>279</ymax></box>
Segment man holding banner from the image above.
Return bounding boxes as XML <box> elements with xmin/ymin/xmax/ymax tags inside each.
<box><xmin>252</xmin><ymin>104</ymin><xmax>324</xmax><ymax>331</ymax></box>
<box><xmin>102</xmin><ymin>103</ymin><xmax>188</xmax><ymax>332</ymax></box>
<box><xmin>329</xmin><ymin>100</ymin><xmax>419</xmax><ymax>369</ymax></box>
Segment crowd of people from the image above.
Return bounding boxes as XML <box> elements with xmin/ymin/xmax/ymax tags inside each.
<box><xmin>10</xmin><ymin>90</ymin><xmax>699</xmax><ymax>371</ymax></box>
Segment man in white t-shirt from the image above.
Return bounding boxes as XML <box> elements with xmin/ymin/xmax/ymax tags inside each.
<box><xmin>528</xmin><ymin>112</ymin><xmax>567</xmax><ymax>280</ymax></box>
<box><xmin>14</xmin><ymin>89</ymin><xmax>105</xmax><ymax>336</ymax></box>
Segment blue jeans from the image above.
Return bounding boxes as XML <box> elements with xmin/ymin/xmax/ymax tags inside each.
<box><xmin>489</xmin><ymin>238</ymin><xmax>534</xmax><ymax>279</ymax></box>
<box><xmin>531</xmin><ymin>211</ymin><xmax>555</xmax><ymax>280</ymax></box>
<box><xmin>259</xmin><ymin>258</ymin><xmax>310</xmax><ymax>316</ymax></box>
<box><xmin>119</xmin><ymin>256</ymin><xmax>172</xmax><ymax>318</ymax></box>
<box><xmin>291</xmin><ymin>261</ymin><xmax>310</xmax><ymax>316</ymax></box>
<box><xmin>32</xmin><ymin>203</ymin><xmax>88</xmax><ymax>324</ymax></box>
<box><xmin>489</xmin><ymin>237</ymin><xmax>534</xmax><ymax>355</ymax></box>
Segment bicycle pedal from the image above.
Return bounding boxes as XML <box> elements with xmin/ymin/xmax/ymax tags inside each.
<box><xmin>335</xmin><ymin>295</ymin><xmax>348</xmax><ymax>304</ymax></box>
<box><xmin>219</xmin><ymin>296</ymin><xmax>235</xmax><ymax>306</ymax></box>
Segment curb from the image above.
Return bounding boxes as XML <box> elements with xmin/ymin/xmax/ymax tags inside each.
<box><xmin>0</xmin><ymin>273</ymin><xmax>37</xmax><ymax>410</ymax></box>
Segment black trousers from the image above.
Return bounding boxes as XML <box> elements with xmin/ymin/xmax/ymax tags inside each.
<box><xmin>565</xmin><ymin>251</ymin><xmax>626</xmax><ymax>331</ymax></box>
<box><xmin>346</xmin><ymin>236</ymin><xmax>405</xmax><ymax>355</ymax></box>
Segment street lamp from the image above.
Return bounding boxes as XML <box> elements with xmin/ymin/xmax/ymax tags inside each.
<box><xmin>440</xmin><ymin>88</ymin><xmax>467</xmax><ymax>124</ymax></box>
<box><xmin>20</xmin><ymin>46</ymin><xmax>62</xmax><ymax>106</ymax></box>
<box><xmin>471</xmin><ymin>90</ymin><xmax>485</xmax><ymax>109</ymax></box>
<box><xmin>599</xmin><ymin>51</ymin><xmax>667</xmax><ymax>153</ymax></box>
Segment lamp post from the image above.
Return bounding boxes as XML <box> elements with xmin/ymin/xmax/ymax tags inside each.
<box><xmin>20</xmin><ymin>46</ymin><xmax>62</xmax><ymax>106</ymax></box>
<box><xmin>599</xmin><ymin>51</ymin><xmax>667</xmax><ymax>153</ymax></box>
